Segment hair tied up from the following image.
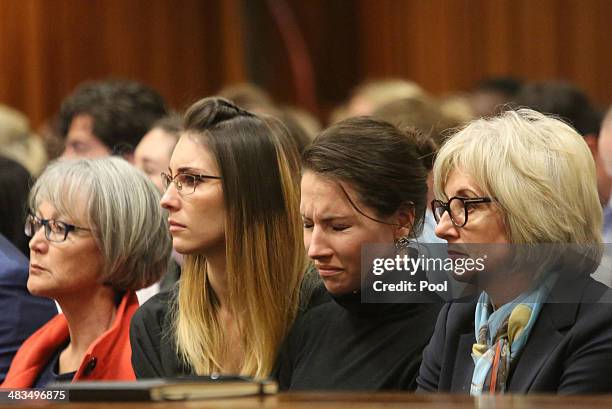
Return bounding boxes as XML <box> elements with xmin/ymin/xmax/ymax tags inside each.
<box><xmin>184</xmin><ymin>97</ymin><xmax>255</xmax><ymax>130</ymax></box>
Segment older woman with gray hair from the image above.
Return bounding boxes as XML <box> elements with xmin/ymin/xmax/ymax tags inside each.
<box><xmin>1</xmin><ymin>157</ymin><xmax>171</xmax><ymax>388</ymax></box>
<box><xmin>417</xmin><ymin>109</ymin><xmax>612</xmax><ymax>394</ymax></box>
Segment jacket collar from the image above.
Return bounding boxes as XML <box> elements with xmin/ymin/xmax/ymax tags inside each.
<box><xmin>452</xmin><ymin>273</ymin><xmax>591</xmax><ymax>393</ymax></box>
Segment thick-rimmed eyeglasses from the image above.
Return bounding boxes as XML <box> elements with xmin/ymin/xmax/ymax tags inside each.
<box><xmin>24</xmin><ymin>213</ymin><xmax>92</xmax><ymax>243</ymax></box>
<box><xmin>161</xmin><ymin>171</ymin><xmax>222</xmax><ymax>195</ymax></box>
<box><xmin>431</xmin><ymin>196</ymin><xmax>493</xmax><ymax>228</ymax></box>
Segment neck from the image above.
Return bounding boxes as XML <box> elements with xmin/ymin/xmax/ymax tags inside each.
<box><xmin>483</xmin><ymin>270</ymin><xmax>533</xmax><ymax>309</ymax></box>
<box><xmin>206</xmin><ymin>250</ymin><xmax>229</xmax><ymax>307</ymax></box>
<box><xmin>56</xmin><ymin>286</ymin><xmax>119</xmax><ymax>355</ymax></box>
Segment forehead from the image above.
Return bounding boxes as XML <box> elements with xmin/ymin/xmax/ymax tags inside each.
<box><xmin>135</xmin><ymin>128</ymin><xmax>176</xmax><ymax>161</ymax></box>
<box><xmin>300</xmin><ymin>171</ymin><xmax>358</xmax><ymax>217</ymax></box>
<box><xmin>168</xmin><ymin>134</ymin><xmax>217</xmax><ymax>172</ymax></box>
<box><xmin>67</xmin><ymin>114</ymin><xmax>95</xmax><ymax>139</ymax></box>
<box><xmin>36</xmin><ymin>199</ymin><xmax>87</xmax><ymax>225</ymax></box>
<box><xmin>443</xmin><ymin>167</ymin><xmax>485</xmax><ymax>196</ymax></box>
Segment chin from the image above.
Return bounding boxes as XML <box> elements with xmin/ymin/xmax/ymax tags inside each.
<box><xmin>322</xmin><ymin>277</ymin><xmax>356</xmax><ymax>296</ymax></box>
<box><xmin>27</xmin><ymin>279</ymin><xmax>52</xmax><ymax>298</ymax></box>
<box><xmin>172</xmin><ymin>236</ymin><xmax>223</xmax><ymax>256</ymax></box>
<box><xmin>171</xmin><ymin>239</ymin><xmax>198</xmax><ymax>255</ymax></box>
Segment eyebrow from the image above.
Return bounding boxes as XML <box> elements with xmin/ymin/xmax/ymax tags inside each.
<box><xmin>141</xmin><ymin>158</ymin><xmax>157</xmax><ymax>165</ymax></box>
<box><xmin>455</xmin><ymin>188</ymin><xmax>481</xmax><ymax>197</ymax></box>
<box><xmin>301</xmin><ymin>214</ymin><xmax>353</xmax><ymax>223</ymax></box>
<box><xmin>169</xmin><ymin>166</ymin><xmax>210</xmax><ymax>174</ymax></box>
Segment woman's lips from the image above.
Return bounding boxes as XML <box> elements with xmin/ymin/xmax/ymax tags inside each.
<box><xmin>168</xmin><ymin>220</ymin><xmax>187</xmax><ymax>232</ymax></box>
<box><xmin>316</xmin><ymin>266</ymin><xmax>344</xmax><ymax>277</ymax></box>
<box><xmin>29</xmin><ymin>263</ymin><xmax>48</xmax><ymax>274</ymax></box>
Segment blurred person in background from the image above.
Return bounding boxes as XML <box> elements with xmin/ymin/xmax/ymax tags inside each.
<box><xmin>59</xmin><ymin>79</ymin><xmax>167</xmax><ymax>161</ymax></box>
<box><xmin>0</xmin><ymin>156</ymin><xmax>33</xmax><ymax>257</ymax></box>
<box><xmin>599</xmin><ymin>107</ymin><xmax>612</xmax><ymax>242</ymax></box>
<box><xmin>218</xmin><ymin>83</ymin><xmax>319</xmax><ymax>153</ymax></box>
<box><xmin>37</xmin><ymin>116</ymin><xmax>65</xmax><ymax>162</ymax></box>
<box><xmin>469</xmin><ymin>76</ymin><xmax>522</xmax><ymax>118</ymax></box>
<box><xmin>1</xmin><ymin>158</ymin><xmax>171</xmax><ymax>387</ymax></box>
<box><xmin>345</xmin><ymin>78</ymin><xmax>426</xmax><ymax>118</ymax></box>
<box><xmin>513</xmin><ymin>80</ymin><xmax>609</xmax><ymax>207</ymax></box>
<box><xmin>217</xmin><ymin>82</ymin><xmax>276</xmax><ymax>113</ymax></box>
<box><xmin>134</xmin><ymin>115</ymin><xmax>182</xmax><ymax>194</ymax></box>
<box><xmin>0</xmin><ymin>233</ymin><xmax>56</xmax><ymax>383</ymax></box>
<box><xmin>439</xmin><ymin>94</ymin><xmax>474</xmax><ymax>124</ymax></box>
<box><xmin>134</xmin><ymin>114</ymin><xmax>183</xmax><ymax>290</ymax></box>
<box><xmin>0</xmin><ymin>105</ymin><xmax>48</xmax><ymax>177</ymax></box>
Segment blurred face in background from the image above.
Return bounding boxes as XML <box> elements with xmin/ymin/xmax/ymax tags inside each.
<box><xmin>597</xmin><ymin>119</ymin><xmax>612</xmax><ymax>205</ymax></box>
<box><xmin>135</xmin><ymin>127</ymin><xmax>178</xmax><ymax>192</ymax></box>
<box><xmin>61</xmin><ymin>114</ymin><xmax>111</xmax><ymax>159</ymax></box>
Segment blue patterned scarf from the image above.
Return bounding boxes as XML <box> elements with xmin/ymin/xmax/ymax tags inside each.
<box><xmin>470</xmin><ymin>275</ymin><xmax>557</xmax><ymax>395</ymax></box>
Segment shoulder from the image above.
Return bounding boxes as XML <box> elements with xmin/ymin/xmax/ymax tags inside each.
<box><xmin>0</xmin><ymin>235</ymin><xmax>28</xmax><ymax>285</ymax></box>
<box><xmin>423</xmin><ymin>296</ymin><xmax>477</xmax><ymax>352</ymax></box>
<box><xmin>131</xmin><ymin>290</ymin><xmax>174</xmax><ymax>334</ymax></box>
<box><xmin>571</xmin><ymin>277</ymin><xmax>612</xmax><ymax>329</ymax></box>
<box><xmin>285</xmin><ymin>301</ymin><xmax>339</xmax><ymax>350</ymax></box>
<box><xmin>130</xmin><ymin>290</ymin><xmax>186</xmax><ymax>378</ymax></box>
<box><xmin>298</xmin><ymin>268</ymin><xmax>331</xmax><ymax>311</ymax></box>
<box><xmin>438</xmin><ymin>296</ymin><xmax>477</xmax><ymax>329</ymax></box>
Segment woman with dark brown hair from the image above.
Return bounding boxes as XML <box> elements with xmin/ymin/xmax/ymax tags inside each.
<box><xmin>275</xmin><ymin>117</ymin><xmax>442</xmax><ymax>391</ymax></box>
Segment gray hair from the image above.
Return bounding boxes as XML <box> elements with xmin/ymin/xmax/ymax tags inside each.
<box><xmin>29</xmin><ymin>157</ymin><xmax>171</xmax><ymax>290</ymax></box>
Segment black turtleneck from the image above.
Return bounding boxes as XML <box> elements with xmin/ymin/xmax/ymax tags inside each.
<box><xmin>274</xmin><ymin>284</ymin><xmax>442</xmax><ymax>391</ymax></box>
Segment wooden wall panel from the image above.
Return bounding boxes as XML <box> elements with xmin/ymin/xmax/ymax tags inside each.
<box><xmin>2</xmin><ymin>0</ymin><xmax>612</xmax><ymax>129</ymax></box>
<box><xmin>356</xmin><ymin>0</ymin><xmax>612</xmax><ymax>106</ymax></box>
<box><xmin>0</xmin><ymin>0</ymin><xmax>245</xmax><ymax>127</ymax></box>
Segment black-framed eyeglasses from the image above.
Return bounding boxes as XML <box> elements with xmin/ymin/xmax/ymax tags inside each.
<box><xmin>161</xmin><ymin>171</ymin><xmax>222</xmax><ymax>195</ymax></box>
<box><xmin>431</xmin><ymin>196</ymin><xmax>493</xmax><ymax>228</ymax></box>
<box><xmin>24</xmin><ymin>213</ymin><xmax>92</xmax><ymax>243</ymax></box>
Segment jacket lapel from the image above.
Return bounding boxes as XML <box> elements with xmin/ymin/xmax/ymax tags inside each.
<box><xmin>451</xmin><ymin>333</ymin><xmax>476</xmax><ymax>393</ymax></box>
<box><xmin>506</xmin><ymin>306</ymin><xmax>565</xmax><ymax>392</ymax></box>
<box><xmin>507</xmin><ymin>274</ymin><xmax>586</xmax><ymax>392</ymax></box>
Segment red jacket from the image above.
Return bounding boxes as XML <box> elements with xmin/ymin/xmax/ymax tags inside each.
<box><xmin>1</xmin><ymin>291</ymin><xmax>138</xmax><ymax>387</ymax></box>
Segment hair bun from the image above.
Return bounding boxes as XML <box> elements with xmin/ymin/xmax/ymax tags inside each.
<box><xmin>184</xmin><ymin>96</ymin><xmax>254</xmax><ymax>130</ymax></box>
<box><xmin>400</xmin><ymin>126</ymin><xmax>437</xmax><ymax>170</ymax></box>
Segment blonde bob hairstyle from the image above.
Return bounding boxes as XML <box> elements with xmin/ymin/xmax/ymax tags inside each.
<box><xmin>433</xmin><ymin>109</ymin><xmax>602</xmax><ymax>260</ymax></box>
<box><xmin>28</xmin><ymin>157</ymin><xmax>171</xmax><ymax>290</ymax></box>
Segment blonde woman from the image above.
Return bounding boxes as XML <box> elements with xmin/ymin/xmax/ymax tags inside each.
<box><xmin>417</xmin><ymin>109</ymin><xmax>612</xmax><ymax>394</ymax></box>
<box><xmin>130</xmin><ymin>97</ymin><xmax>307</xmax><ymax>378</ymax></box>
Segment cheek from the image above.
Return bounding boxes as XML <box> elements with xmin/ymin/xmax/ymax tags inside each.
<box><xmin>336</xmin><ymin>237</ymin><xmax>362</xmax><ymax>269</ymax></box>
<box><xmin>152</xmin><ymin>176</ymin><xmax>165</xmax><ymax>194</ymax></box>
<box><xmin>491</xmin><ymin>215</ymin><xmax>510</xmax><ymax>243</ymax></box>
<box><xmin>303</xmin><ymin>230</ymin><xmax>311</xmax><ymax>249</ymax></box>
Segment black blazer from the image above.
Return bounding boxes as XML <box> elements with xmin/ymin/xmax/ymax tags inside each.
<box><xmin>417</xmin><ymin>273</ymin><xmax>612</xmax><ymax>394</ymax></box>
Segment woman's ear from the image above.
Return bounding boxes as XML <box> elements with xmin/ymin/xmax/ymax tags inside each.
<box><xmin>394</xmin><ymin>202</ymin><xmax>416</xmax><ymax>239</ymax></box>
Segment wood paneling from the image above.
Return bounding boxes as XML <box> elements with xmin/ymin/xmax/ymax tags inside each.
<box><xmin>1</xmin><ymin>0</ymin><xmax>612</xmax><ymax>128</ymax></box>
<box><xmin>356</xmin><ymin>0</ymin><xmax>612</xmax><ymax>106</ymax></box>
<box><xmin>0</xmin><ymin>0</ymin><xmax>246</xmax><ymax>127</ymax></box>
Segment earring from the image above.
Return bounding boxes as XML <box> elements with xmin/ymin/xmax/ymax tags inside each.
<box><xmin>395</xmin><ymin>236</ymin><xmax>410</xmax><ymax>251</ymax></box>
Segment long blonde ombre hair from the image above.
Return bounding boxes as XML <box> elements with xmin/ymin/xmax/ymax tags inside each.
<box><xmin>172</xmin><ymin>97</ymin><xmax>306</xmax><ymax>377</ymax></box>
